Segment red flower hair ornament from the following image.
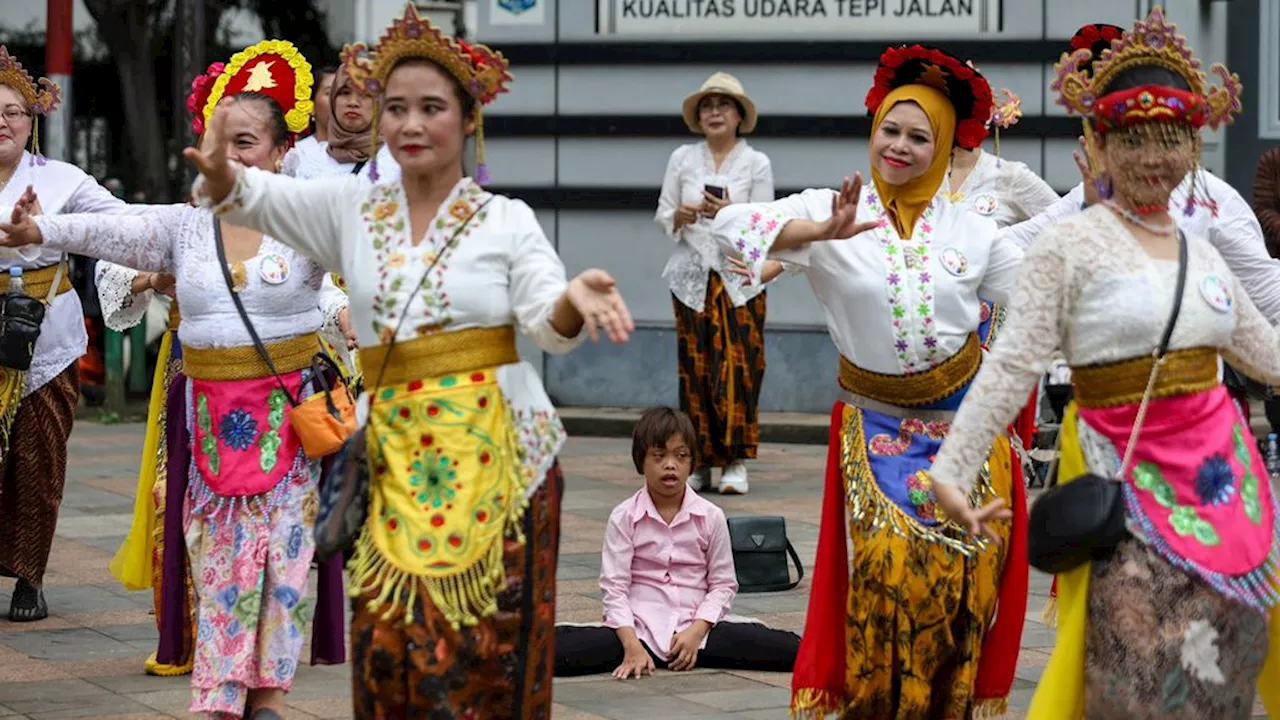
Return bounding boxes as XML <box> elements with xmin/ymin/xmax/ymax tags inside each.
<box><xmin>865</xmin><ymin>45</ymin><xmax>994</xmax><ymax>150</ymax></box>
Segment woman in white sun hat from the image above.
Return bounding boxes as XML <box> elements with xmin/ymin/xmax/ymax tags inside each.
<box><xmin>655</xmin><ymin>71</ymin><xmax>776</xmax><ymax>496</ymax></box>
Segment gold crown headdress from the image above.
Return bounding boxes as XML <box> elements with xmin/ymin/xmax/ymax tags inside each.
<box><xmin>1052</xmin><ymin>6</ymin><xmax>1241</xmax><ymax>130</ymax></box>
<box><xmin>0</xmin><ymin>45</ymin><xmax>62</xmax><ymax>163</ymax></box>
<box><xmin>341</xmin><ymin>2</ymin><xmax>513</xmax><ymax>183</ymax></box>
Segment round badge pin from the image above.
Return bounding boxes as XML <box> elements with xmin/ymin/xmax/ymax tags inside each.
<box><xmin>1198</xmin><ymin>274</ymin><xmax>1232</xmax><ymax>313</ymax></box>
<box><xmin>941</xmin><ymin>247</ymin><xmax>968</xmax><ymax>276</ymax></box>
<box><xmin>979</xmin><ymin>302</ymin><xmax>992</xmax><ymax>323</ymax></box>
<box><xmin>259</xmin><ymin>253</ymin><xmax>290</xmax><ymax>285</ymax></box>
<box><xmin>972</xmin><ymin>193</ymin><xmax>998</xmax><ymax>216</ymax></box>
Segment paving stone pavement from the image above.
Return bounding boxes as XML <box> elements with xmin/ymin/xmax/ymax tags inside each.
<box><xmin>0</xmin><ymin>421</ymin><xmax>1270</xmax><ymax>718</ymax></box>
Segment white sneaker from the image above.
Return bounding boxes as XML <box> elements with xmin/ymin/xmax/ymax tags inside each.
<box><xmin>719</xmin><ymin>461</ymin><xmax>749</xmax><ymax>494</ymax></box>
<box><xmin>688</xmin><ymin>467</ymin><xmax>714</xmax><ymax>492</ymax></box>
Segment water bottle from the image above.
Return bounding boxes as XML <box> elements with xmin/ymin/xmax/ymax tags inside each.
<box><xmin>1266</xmin><ymin>433</ymin><xmax>1280</xmax><ymax>481</ymax></box>
<box><xmin>7</xmin><ymin>267</ymin><xmax>23</xmax><ymax>295</ymax></box>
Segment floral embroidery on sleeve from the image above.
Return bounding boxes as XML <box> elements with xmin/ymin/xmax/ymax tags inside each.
<box><xmin>730</xmin><ymin>208</ymin><xmax>786</xmax><ymax>284</ymax></box>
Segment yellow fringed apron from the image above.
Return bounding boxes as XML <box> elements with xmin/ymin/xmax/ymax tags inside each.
<box><xmin>110</xmin><ymin>327</ymin><xmax>177</xmax><ymax>592</ymax></box>
<box><xmin>348</xmin><ymin>326</ymin><xmax>526</xmax><ymax>629</ymax></box>
<box><xmin>1029</xmin><ymin>402</ymin><xmax>1280</xmax><ymax>718</ymax></box>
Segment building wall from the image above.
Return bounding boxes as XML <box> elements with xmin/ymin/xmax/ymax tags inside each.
<box><xmin>441</xmin><ymin>0</ymin><xmax>1241</xmax><ymax>412</ymax></box>
<box><xmin>1226</xmin><ymin>0</ymin><xmax>1280</xmax><ymax>204</ymax></box>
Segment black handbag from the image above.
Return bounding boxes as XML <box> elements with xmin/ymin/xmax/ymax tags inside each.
<box><xmin>313</xmin><ymin>197</ymin><xmax>493</xmax><ymax>562</ymax></box>
<box><xmin>0</xmin><ymin>260</ymin><xmax>66</xmax><ymax>371</ymax></box>
<box><xmin>727</xmin><ymin>515</ymin><xmax>804</xmax><ymax>593</ymax></box>
<box><xmin>1027</xmin><ymin>229</ymin><xmax>1188</xmax><ymax>575</ymax></box>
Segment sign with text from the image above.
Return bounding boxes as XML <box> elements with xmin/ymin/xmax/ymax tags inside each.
<box><xmin>596</xmin><ymin>0</ymin><xmax>1002</xmax><ymax>37</ymax></box>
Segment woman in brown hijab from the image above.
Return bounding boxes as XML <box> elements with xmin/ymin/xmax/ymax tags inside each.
<box><xmin>281</xmin><ymin>65</ymin><xmax>399</xmax><ymax>182</ymax></box>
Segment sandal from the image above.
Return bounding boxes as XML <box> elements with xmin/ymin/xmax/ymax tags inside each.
<box><xmin>8</xmin><ymin>578</ymin><xmax>48</xmax><ymax>622</ymax></box>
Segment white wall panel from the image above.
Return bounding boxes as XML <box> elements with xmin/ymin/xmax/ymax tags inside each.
<box><xmin>480</xmin><ymin>138</ymin><xmax>557</xmax><ymax>186</ymax></box>
<box><xmin>557</xmin><ymin>64</ymin><xmax>1047</xmax><ymax>118</ymax></box>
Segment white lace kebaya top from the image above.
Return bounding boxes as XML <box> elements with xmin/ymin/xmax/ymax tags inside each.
<box><xmin>709</xmin><ymin>186</ymin><xmax>1023</xmax><ymax>375</ymax></box>
<box><xmin>0</xmin><ymin>153</ymin><xmax>138</xmax><ymax>395</ymax></box>
<box><xmin>190</xmin><ymin>167</ymin><xmax>584</xmax><ymax>495</ymax></box>
<box><xmin>33</xmin><ymin>205</ymin><xmax>341</xmax><ymax>350</ymax></box>
<box><xmin>656</xmin><ymin>140</ymin><xmax>775</xmax><ymax>310</ymax></box>
<box><xmin>945</xmin><ymin>149</ymin><xmax>1060</xmax><ymax>229</ymax></box>
<box><xmin>93</xmin><ymin>257</ymin><xmax>349</xmax><ymax>351</ymax></box>
<box><xmin>930</xmin><ymin>206</ymin><xmax>1280</xmax><ymax>492</ymax></box>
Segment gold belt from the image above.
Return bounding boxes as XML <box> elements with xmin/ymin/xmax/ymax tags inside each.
<box><xmin>181</xmin><ymin>334</ymin><xmax>321</xmax><ymax>381</ymax></box>
<box><xmin>838</xmin><ymin>333</ymin><xmax>981</xmax><ymax>408</ymax></box>
<box><xmin>359</xmin><ymin>326</ymin><xmax>519</xmax><ymax>388</ymax></box>
<box><xmin>1072</xmin><ymin>346</ymin><xmax>1221</xmax><ymax>408</ymax></box>
<box><xmin>0</xmin><ymin>261</ymin><xmax>72</xmax><ymax>300</ymax></box>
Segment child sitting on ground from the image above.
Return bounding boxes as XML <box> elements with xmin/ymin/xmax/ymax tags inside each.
<box><xmin>555</xmin><ymin>407</ymin><xmax>800</xmax><ymax>679</ymax></box>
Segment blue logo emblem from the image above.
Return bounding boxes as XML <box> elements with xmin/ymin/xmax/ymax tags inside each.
<box><xmin>498</xmin><ymin>0</ymin><xmax>536</xmax><ymax>14</ymax></box>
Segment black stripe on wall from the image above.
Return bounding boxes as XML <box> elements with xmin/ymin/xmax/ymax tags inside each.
<box><xmin>486</xmin><ymin>187</ymin><xmax>826</xmax><ymax>210</ymax></box>
<box><xmin>485</xmin><ymin>115</ymin><xmax>1085</xmax><ymax>139</ymax></box>
<box><xmin>498</xmin><ymin>40</ymin><xmax>1070</xmax><ymax>66</ymax></box>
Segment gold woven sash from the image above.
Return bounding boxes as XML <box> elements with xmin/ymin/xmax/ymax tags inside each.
<box><xmin>1072</xmin><ymin>347</ymin><xmax>1221</xmax><ymax>408</ymax></box>
<box><xmin>0</xmin><ymin>261</ymin><xmax>72</xmax><ymax>299</ymax></box>
<box><xmin>181</xmin><ymin>334</ymin><xmax>321</xmax><ymax>381</ymax></box>
<box><xmin>358</xmin><ymin>325</ymin><xmax>519</xmax><ymax>387</ymax></box>
<box><xmin>838</xmin><ymin>333</ymin><xmax>982</xmax><ymax>408</ymax></box>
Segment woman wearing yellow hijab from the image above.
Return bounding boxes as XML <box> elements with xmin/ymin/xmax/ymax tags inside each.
<box><xmin>711</xmin><ymin>45</ymin><xmax>1026</xmax><ymax>718</ymax></box>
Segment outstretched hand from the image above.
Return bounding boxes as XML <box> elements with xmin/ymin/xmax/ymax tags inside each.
<box><xmin>816</xmin><ymin>173</ymin><xmax>880</xmax><ymax>241</ymax></box>
<box><xmin>566</xmin><ymin>269</ymin><xmax>635</xmax><ymax>344</ymax></box>
<box><xmin>932</xmin><ymin>478</ymin><xmax>1011</xmax><ymax>544</ymax></box>
<box><xmin>0</xmin><ymin>185</ymin><xmax>44</xmax><ymax>247</ymax></box>
<box><xmin>181</xmin><ymin>103</ymin><xmax>237</xmax><ymax>205</ymax></box>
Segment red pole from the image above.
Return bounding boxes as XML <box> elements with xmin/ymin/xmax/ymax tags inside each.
<box><xmin>45</xmin><ymin>0</ymin><xmax>74</xmax><ymax>160</ymax></box>
<box><xmin>46</xmin><ymin>0</ymin><xmax>73</xmax><ymax>75</ymax></box>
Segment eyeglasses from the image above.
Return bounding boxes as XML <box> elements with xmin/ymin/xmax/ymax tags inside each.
<box><xmin>0</xmin><ymin>108</ymin><xmax>30</xmax><ymax>123</ymax></box>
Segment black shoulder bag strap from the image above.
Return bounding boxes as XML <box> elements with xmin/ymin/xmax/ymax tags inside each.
<box><xmin>366</xmin><ymin>196</ymin><xmax>494</xmax><ymax>396</ymax></box>
<box><xmin>351</xmin><ymin>160</ymin><xmax>367</xmax><ymax>176</ymax></box>
<box><xmin>1158</xmin><ymin>229</ymin><xmax>1190</xmax><ymax>358</ymax></box>
<box><xmin>213</xmin><ymin>219</ymin><xmax>301</xmax><ymax>407</ymax></box>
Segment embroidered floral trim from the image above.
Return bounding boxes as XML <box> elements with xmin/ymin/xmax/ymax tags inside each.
<box><xmin>197</xmin><ymin>394</ymin><xmax>220</xmax><ymax>475</ymax></box>
<box><xmin>1193</xmin><ymin>454</ymin><xmax>1236</xmax><ymax>506</ymax></box>
<box><xmin>867</xmin><ymin>418</ymin><xmax>950</xmax><ymax>456</ymax></box>
<box><xmin>905</xmin><ymin>471</ymin><xmax>940</xmax><ymax>522</ymax></box>
<box><xmin>864</xmin><ymin>189</ymin><xmax>941</xmax><ymax>371</ymax></box>
<box><xmin>218</xmin><ymin>408</ymin><xmax>259</xmax><ymax>451</ymax></box>
<box><xmin>363</xmin><ymin>181</ymin><xmax>491</xmax><ymax>343</ymax></box>
<box><xmin>730</xmin><ymin>209</ymin><xmax>785</xmax><ymax>285</ymax></box>
<box><xmin>258</xmin><ymin>388</ymin><xmax>288</xmax><ymax>473</ymax></box>
<box><xmin>512</xmin><ymin>405</ymin><xmax>566</xmax><ymax>497</ymax></box>
<box><xmin>1132</xmin><ymin>461</ymin><xmax>1221</xmax><ymax>546</ymax></box>
<box><xmin>1232</xmin><ymin>425</ymin><xmax>1263</xmax><ymax>524</ymax></box>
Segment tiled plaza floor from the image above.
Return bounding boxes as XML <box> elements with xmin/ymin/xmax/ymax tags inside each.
<box><xmin>0</xmin><ymin>421</ymin><xmax>1269</xmax><ymax>718</ymax></box>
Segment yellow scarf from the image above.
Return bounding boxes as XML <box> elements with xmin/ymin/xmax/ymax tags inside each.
<box><xmin>110</xmin><ymin>331</ymin><xmax>176</xmax><ymax>591</ymax></box>
<box><xmin>1029</xmin><ymin>403</ymin><xmax>1280</xmax><ymax>718</ymax></box>
<box><xmin>870</xmin><ymin>84</ymin><xmax>956</xmax><ymax>239</ymax></box>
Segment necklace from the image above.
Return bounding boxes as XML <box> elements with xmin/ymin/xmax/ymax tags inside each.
<box><xmin>1104</xmin><ymin>200</ymin><xmax>1176</xmax><ymax>235</ymax></box>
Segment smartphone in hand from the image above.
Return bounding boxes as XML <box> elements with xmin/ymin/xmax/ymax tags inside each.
<box><xmin>704</xmin><ymin>184</ymin><xmax>726</xmax><ymax>199</ymax></box>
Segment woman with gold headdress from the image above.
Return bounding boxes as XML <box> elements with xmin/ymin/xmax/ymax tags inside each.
<box><xmin>929</xmin><ymin>8</ymin><xmax>1280</xmax><ymax>718</ymax></box>
<box><xmin>0</xmin><ymin>40</ymin><xmax>350</xmax><ymax>719</ymax></box>
<box><xmin>711</xmin><ymin>45</ymin><xmax>1027</xmax><ymax>718</ymax></box>
<box><xmin>0</xmin><ymin>45</ymin><xmax>155</xmax><ymax>623</ymax></box>
<box><xmin>178</xmin><ymin>4</ymin><xmax>634</xmax><ymax>716</ymax></box>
